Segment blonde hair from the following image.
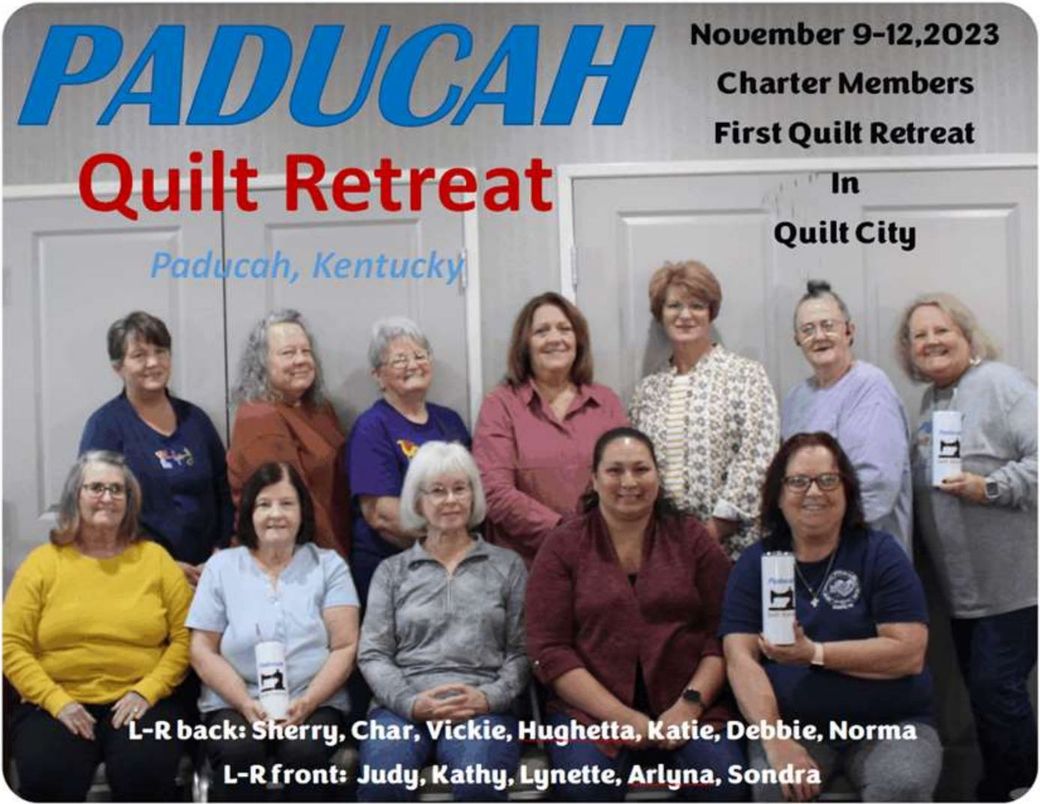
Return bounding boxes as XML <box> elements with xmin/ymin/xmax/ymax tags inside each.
<box><xmin>896</xmin><ymin>292</ymin><xmax>999</xmax><ymax>381</ymax></box>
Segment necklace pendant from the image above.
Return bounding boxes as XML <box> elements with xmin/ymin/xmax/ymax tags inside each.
<box><xmin>811</xmin><ymin>598</ymin><xmax>819</xmax><ymax>608</ymax></box>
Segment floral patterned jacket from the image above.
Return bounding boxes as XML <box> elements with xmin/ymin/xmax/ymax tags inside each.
<box><xmin>630</xmin><ymin>345</ymin><xmax>779</xmax><ymax>559</ymax></box>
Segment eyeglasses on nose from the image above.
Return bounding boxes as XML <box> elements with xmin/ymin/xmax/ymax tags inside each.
<box><xmin>82</xmin><ymin>482</ymin><xmax>126</xmax><ymax>499</ymax></box>
<box><xmin>798</xmin><ymin>319</ymin><xmax>844</xmax><ymax>340</ymax></box>
<box><xmin>385</xmin><ymin>352</ymin><xmax>430</xmax><ymax>369</ymax></box>
<box><xmin>782</xmin><ymin>473</ymin><xmax>842</xmax><ymax>492</ymax></box>
<box><xmin>421</xmin><ymin>485</ymin><xmax>472</xmax><ymax>503</ymax></box>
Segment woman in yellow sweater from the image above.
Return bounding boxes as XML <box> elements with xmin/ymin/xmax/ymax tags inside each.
<box><xmin>3</xmin><ymin>451</ymin><xmax>193</xmax><ymax>801</ymax></box>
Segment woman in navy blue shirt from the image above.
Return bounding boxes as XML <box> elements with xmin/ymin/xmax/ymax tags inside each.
<box><xmin>720</xmin><ymin>432</ymin><xmax>941</xmax><ymax>802</ymax></box>
<box><xmin>80</xmin><ymin>311</ymin><xmax>233</xmax><ymax>585</ymax></box>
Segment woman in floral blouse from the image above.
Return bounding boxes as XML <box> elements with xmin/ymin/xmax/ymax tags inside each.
<box><xmin>630</xmin><ymin>261</ymin><xmax>779</xmax><ymax>559</ymax></box>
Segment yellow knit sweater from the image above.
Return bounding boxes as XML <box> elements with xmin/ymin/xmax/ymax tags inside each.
<box><xmin>3</xmin><ymin>541</ymin><xmax>192</xmax><ymax>717</ymax></box>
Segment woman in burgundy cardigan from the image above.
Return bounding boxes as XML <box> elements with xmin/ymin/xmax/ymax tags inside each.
<box><xmin>526</xmin><ymin>427</ymin><xmax>746</xmax><ymax>802</ymax></box>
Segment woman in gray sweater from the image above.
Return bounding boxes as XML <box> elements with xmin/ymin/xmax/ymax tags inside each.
<box><xmin>356</xmin><ymin>441</ymin><xmax>528</xmax><ymax>802</ymax></box>
<box><xmin>898</xmin><ymin>292</ymin><xmax>1037</xmax><ymax>801</ymax></box>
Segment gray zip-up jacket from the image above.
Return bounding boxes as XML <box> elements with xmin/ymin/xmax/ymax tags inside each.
<box><xmin>358</xmin><ymin>535</ymin><xmax>529</xmax><ymax>719</ymax></box>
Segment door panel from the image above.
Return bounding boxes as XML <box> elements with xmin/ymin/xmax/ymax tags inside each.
<box><xmin>3</xmin><ymin>197</ymin><xmax>223</xmax><ymax>581</ymax></box>
<box><xmin>223</xmin><ymin>186</ymin><xmax>474</xmax><ymax>433</ymax></box>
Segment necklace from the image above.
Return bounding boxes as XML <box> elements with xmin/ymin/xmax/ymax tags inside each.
<box><xmin>795</xmin><ymin>545</ymin><xmax>839</xmax><ymax>608</ymax></box>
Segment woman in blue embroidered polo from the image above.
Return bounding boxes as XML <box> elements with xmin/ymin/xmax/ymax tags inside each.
<box><xmin>79</xmin><ymin>310</ymin><xmax>233</xmax><ymax>585</ymax></box>
<box><xmin>720</xmin><ymin>432</ymin><xmax>941</xmax><ymax>802</ymax></box>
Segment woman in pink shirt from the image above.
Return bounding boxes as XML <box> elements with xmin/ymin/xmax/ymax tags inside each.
<box><xmin>473</xmin><ymin>292</ymin><xmax>628</xmax><ymax>564</ymax></box>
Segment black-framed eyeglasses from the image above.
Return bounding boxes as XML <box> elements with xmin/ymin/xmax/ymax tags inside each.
<box><xmin>782</xmin><ymin>473</ymin><xmax>842</xmax><ymax>492</ymax></box>
<box><xmin>81</xmin><ymin>482</ymin><xmax>126</xmax><ymax>499</ymax></box>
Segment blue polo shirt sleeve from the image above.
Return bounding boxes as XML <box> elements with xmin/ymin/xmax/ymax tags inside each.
<box><xmin>79</xmin><ymin>399</ymin><xmax>125</xmax><ymax>454</ymax></box>
<box><xmin>320</xmin><ymin>549</ymin><xmax>360</xmax><ymax>608</ymax></box>
<box><xmin>347</xmin><ymin>411</ymin><xmax>404</xmax><ymax>499</ymax></box>
<box><xmin>867</xmin><ymin>532</ymin><xmax>928</xmax><ymax>624</ymax></box>
<box><xmin>186</xmin><ymin>551</ymin><xmax>229</xmax><ymax>632</ymax></box>
<box><xmin>719</xmin><ymin>544</ymin><xmax>764</xmax><ymax>636</ymax></box>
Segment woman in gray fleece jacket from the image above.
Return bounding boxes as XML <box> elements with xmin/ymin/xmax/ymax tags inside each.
<box><xmin>899</xmin><ymin>292</ymin><xmax>1037</xmax><ymax>802</ymax></box>
<box><xmin>356</xmin><ymin>441</ymin><xmax>528</xmax><ymax>802</ymax></box>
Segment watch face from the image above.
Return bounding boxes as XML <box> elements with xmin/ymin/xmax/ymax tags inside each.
<box><xmin>986</xmin><ymin>481</ymin><xmax>1000</xmax><ymax>499</ymax></box>
<box><xmin>682</xmin><ymin>689</ymin><xmax>702</xmax><ymax>704</ymax></box>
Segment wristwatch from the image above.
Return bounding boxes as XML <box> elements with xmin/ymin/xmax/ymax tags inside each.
<box><xmin>984</xmin><ymin>478</ymin><xmax>1001</xmax><ymax>503</ymax></box>
<box><xmin>681</xmin><ymin>688</ymin><xmax>703</xmax><ymax>707</ymax></box>
<box><xmin>811</xmin><ymin>641</ymin><xmax>825</xmax><ymax>667</ymax></box>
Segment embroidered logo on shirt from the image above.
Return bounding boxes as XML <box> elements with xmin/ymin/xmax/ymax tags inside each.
<box><xmin>397</xmin><ymin>439</ymin><xmax>419</xmax><ymax>460</ymax></box>
<box><xmin>154</xmin><ymin>447</ymin><xmax>194</xmax><ymax>469</ymax></box>
<box><xmin>821</xmin><ymin>570</ymin><xmax>860</xmax><ymax>610</ymax></box>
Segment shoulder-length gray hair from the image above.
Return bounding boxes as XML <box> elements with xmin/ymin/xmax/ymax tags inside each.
<box><xmin>367</xmin><ymin>316</ymin><xmax>433</xmax><ymax>371</ymax></box>
<box><xmin>896</xmin><ymin>292</ymin><xmax>1000</xmax><ymax>381</ymax></box>
<box><xmin>51</xmin><ymin>451</ymin><xmax>142</xmax><ymax>546</ymax></box>
<box><xmin>234</xmin><ymin>309</ymin><xmax>327</xmax><ymax>405</ymax></box>
<box><xmin>399</xmin><ymin>441</ymin><xmax>487</xmax><ymax>532</ymax></box>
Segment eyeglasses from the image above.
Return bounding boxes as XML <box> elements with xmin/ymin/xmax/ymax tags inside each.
<box><xmin>782</xmin><ymin>473</ymin><xmax>842</xmax><ymax>492</ymax></box>
<box><xmin>81</xmin><ymin>482</ymin><xmax>126</xmax><ymax>499</ymax></box>
<box><xmin>421</xmin><ymin>484</ymin><xmax>472</xmax><ymax>503</ymax></box>
<box><xmin>384</xmin><ymin>351</ymin><xmax>430</xmax><ymax>369</ymax></box>
<box><xmin>798</xmin><ymin>319</ymin><xmax>845</xmax><ymax>340</ymax></box>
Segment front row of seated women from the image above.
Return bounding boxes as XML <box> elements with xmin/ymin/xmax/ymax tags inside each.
<box><xmin>5</xmin><ymin>432</ymin><xmax>939</xmax><ymax>802</ymax></box>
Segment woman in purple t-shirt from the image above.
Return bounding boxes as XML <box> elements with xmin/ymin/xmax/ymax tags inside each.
<box><xmin>346</xmin><ymin>316</ymin><xmax>470</xmax><ymax>604</ymax></box>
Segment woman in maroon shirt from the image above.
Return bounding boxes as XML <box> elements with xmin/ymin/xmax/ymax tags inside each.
<box><xmin>526</xmin><ymin>427</ymin><xmax>746</xmax><ymax>801</ymax></box>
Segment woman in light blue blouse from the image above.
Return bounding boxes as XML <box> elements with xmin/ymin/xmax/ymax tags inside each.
<box><xmin>357</xmin><ymin>441</ymin><xmax>528</xmax><ymax>802</ymax></box>
<box><xmin>188</xmin><ymin>462</ymin><xmax>359</xmax><ymax>802</ymax></box>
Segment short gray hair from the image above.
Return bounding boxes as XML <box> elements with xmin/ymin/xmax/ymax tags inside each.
<box><xmin>896</xmin><ymin>292</ymin><xmax>999</xmax><ymax>381</ymax></box>
<box><xmin>234</xmin><ymin>309</ymin><xmax>327</xmax><ymax>405</ymax></box>
<box><xmin>399</xmin><ymin>441</ymin><xmax>487</xmax><ymax>532</ymax></box>
<box><xmin>52</xmin><ymin>451</ymin><xmax>142</xmax><ymax>546</ymax></box>
<box><xmin>368</xmin><ymin>316</ymin><xmax>432</xmax><ymax>371</ymax></box>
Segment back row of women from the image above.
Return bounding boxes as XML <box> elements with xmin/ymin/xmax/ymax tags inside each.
<box><xmin>4</xmin><ymin>259</ymin><xmax>1035</xmax><ymax>802</ymax></box>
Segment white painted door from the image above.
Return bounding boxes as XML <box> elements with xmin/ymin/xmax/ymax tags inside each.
<box><xmin>2</xmin><ymin>196</ymin><xmax>224</xmax><ymax>582</ymax></box>
<box><xmin>222</xmin><ymin>184</ymin><xmax>478</xmax><ymax>433</ymax></box>
<box><xmin>567</xmin><ymin>163</ymin><xmax>1036</xmax><ymax>419</ymax></box>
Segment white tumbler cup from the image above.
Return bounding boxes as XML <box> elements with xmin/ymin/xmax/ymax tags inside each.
<box><xmin>932</xmin><ymin>410</ymin><xmax>964</xmax><ymax>486</ymax></box>
<box><xmin>762</xmin><ymin>552</ymin><xmax>796</xmax><ymax>645</ymax></box>
<box><xmin>255</xmin><ymin>640</ymin><xmax>290</xmax><ymax>720</ymax></box>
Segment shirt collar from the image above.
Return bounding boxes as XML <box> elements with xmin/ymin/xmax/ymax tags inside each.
<box><xmin>519</xmin><ymin>378</ymin><xmax>604</xmax><ymax>411</ymax></box>
<box><xmin>404</xmin><ymin>533</ymin><xmax>489</xmax><ymax>569</ymax></box>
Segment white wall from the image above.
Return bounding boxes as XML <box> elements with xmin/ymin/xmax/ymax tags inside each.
<box><xmin>4</xmin><ymin>3</ymin><xmax>1036</xmax><ymax>388</ymax></box>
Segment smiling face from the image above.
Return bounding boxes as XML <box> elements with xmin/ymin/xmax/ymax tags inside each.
<box><xmin>266</xmin><ymin>322</ymin><xmax>316</xmax><ymax>403</ymax></box>
<box><xmin>116</xmin><ymin>335</ymin><xmax>171</xmax><ymax>397</ymax></box>
<box><xmin>251</xmin><ymin>476</ymin><xmax>302</xmax><ymax>549</ymax></box>
<box><xmin>794</xmin><ymin>296</ymin><xmax>854</xmax><ymax>378</ymax></box>
<box><xmin>78</xmin><ymin>462</ymin><xmax>128</xmax><ymax>535</ymax></box>
<box><xmin>527</xmin><ymin>304</ymin><xmax>577</xmax><ymax>381</ymax></box>
<box><xmin>779</xmin><ymin>446</ymin><xmax>846</xmax><ymax>542</ymax></box>
<box><xmin>418</xmin><ymin>470</ymin><xmax>473</xmax><ymax>534</ymax></box>
<box><xmin>661</xmin><ymin>284</ymin><xmax>712</xmax><ymax>350</ymax></box>
<box><xmin>375</xmin><ymin>336</ymin><xmax>433</xmax><ymax>401</ymax></box>
<box><xmin>908</xmin><ymin>304</ymin><xmax>973</xmax><ymax>387</ymax></box>
<box><xmin>592</xmin><ymin>436</ymin><xmax>660</xmax><ymax>522</ymax></box>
